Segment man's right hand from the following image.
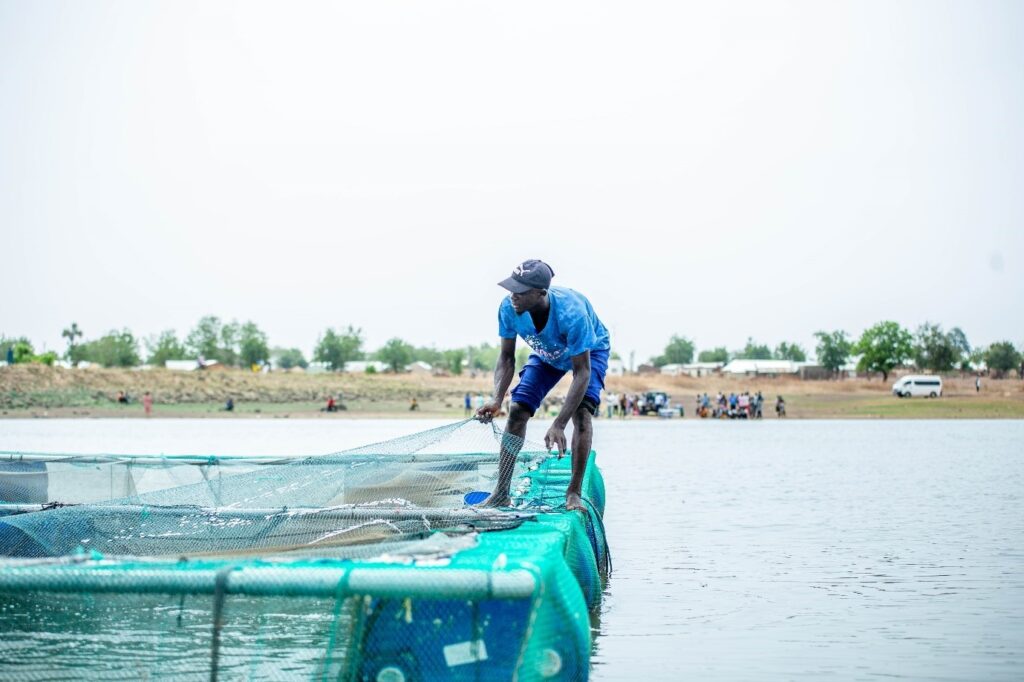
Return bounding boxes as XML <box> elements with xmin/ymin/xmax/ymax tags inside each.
<box><xmin>475</xmin><ymin>400</ymin><xmax>502</xmax><ymax>423</ymax></box>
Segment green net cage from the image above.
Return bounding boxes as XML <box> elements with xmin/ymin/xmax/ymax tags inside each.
<box><xmin>0</xmin><ymin>420</ymin><xmax>609</xmax><ymax>680</ymax></box>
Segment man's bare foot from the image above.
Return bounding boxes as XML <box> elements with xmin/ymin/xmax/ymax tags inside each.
<box><xmin>565</xmin><ymin>492</ymin><xmax>585</xmax><ymax>511</ymax></box>
<box><xmin>477</xmin><ymin>492</ymin><xmax>512</xmax><ymax>508</ymax></box>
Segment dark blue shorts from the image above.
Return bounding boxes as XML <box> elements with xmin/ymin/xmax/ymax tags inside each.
<box><xmin>510</xmin><ymin>348</ymin><xmax>609</xmax><ymax>416</ymax></box>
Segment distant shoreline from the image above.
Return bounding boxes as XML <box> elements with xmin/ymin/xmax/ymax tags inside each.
<box><xmin>2</xmin><ymin>365</ymin><xmax>1022</xmax><ymax>420</ymax></box>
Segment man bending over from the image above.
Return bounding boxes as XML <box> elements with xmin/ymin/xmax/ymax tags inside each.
<box><xmin>476</xmin><ymin>259</ymin><xmax>610</xmax><ymax>511</ymax></box>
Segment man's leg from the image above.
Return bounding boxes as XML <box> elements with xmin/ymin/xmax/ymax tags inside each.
<box><xmin>567</xmin><ymin>406</ymin><xmax>593</xmax><ymax>511</ymax></box>
<box><xmin>480</xmin><ymin>402</ymin><xmax>532</xmax><ymax>507</ymax></box>
<box><xmin>565</xmin><ymin>348</ymin><xmax>606</xmax><ymax>511</ymax></box>
<box><xmin>481</xmin><ymin>355</ymin><xmax>563</xmax><ymax>507</ymax></box>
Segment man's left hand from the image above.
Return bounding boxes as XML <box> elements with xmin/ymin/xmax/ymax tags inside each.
<box><xmin>544</xmin><ymin>423</ymin><xmax>567</xmax><ymax>458</ymax></box>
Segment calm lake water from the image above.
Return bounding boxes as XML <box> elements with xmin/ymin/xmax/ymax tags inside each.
<box><xmin>1</xmin><ymin>417</ymin><xmax>1022</xmax><ymax>681</ymax></box>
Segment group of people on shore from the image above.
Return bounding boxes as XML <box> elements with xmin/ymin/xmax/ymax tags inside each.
<box><xmin>602</xmin><ymin>392</ymin><xmax>669</xmax><ymax>418</ymax></box>
<box><xmin>323</xmin><ymin>393</ymin><xmax>346</xmax><ymax>412</ymax></box>
<box><xmin>114</xmin><ymin>390</ymin><xmax>154</xmax><ymax>416</ymax></box>
<box><xmin>694</xmin><ymin>391</ymin><xmax>786</xmax><ymax>419</ymax></box>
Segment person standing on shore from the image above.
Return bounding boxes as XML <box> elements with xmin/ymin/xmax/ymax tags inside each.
<box><xmin>476</xmin><ymin>259</ymin><xmax>610</xmax><ymax>511</ymax></box>
<box><xmin>976</xmin><ymin>375</ymin><xmax>982</xmax><ymax>392</ymax></box>
<box><xmin>142</xmin><ymin>391</ymin><xmax>153</xmax><ymax>417</ymax></box>
<box><xmin>464</xmin><ymin>392</ymin><xmax>472</xmax><ymax>416</ymax></box>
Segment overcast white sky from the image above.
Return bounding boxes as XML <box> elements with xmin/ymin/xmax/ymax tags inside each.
<box><xmin>2</xmin><ymin>1</ymin><xmax>1022</xmax><ymax>363</ymax></box>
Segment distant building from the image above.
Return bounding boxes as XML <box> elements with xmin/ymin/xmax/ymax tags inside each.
<box><xmin>799</xmin><ymin>359</ymin><xmax>862</xmax><ymax>379</ymax></box>
<box><xmin>796</xmin><ymin>364</ymin><xmax>832</xmax><ymax>380</ymax></box>
<box><xmin>805</xmin><ymin>360</ymin><xmax>862</xmax><ymax>379</ymax></box>
<box><xmin>406</xmin><ymin>361</ymin><xmax>433</xmax><ymax>375</ymax></box>
<box><xmin>660</xmin><ymin>362</ymin><xmax>723</xmax><ymax>378</ymax></box>
<box><xmin>165</xmin><ymin>359</ymin><xmax>221</xmax><ymax>371</ymax></box>
<box><xmin>343</xmin><ymin>360</ymin><xmax>388</xmax><ymax>374</ymax></box>
<box><xmin>720</xmin><ymin>359</ymin><xmax>800</xmax><ymax>377</ymax></box>
<box><xmin>607</xmin><ymin>358</ymin><xmax>625</xmax><ymax>377</ymax></box>
<box><xmin>839</xmin><ymin>355</ymin><xmax>864</xmax><ymax>378</ymax></box>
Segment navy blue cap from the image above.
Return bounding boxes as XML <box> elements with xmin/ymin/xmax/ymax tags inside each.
<box><xmin>498</xmin><ymin>259</ymin><xmax>555</xmax><ymax>293</ymax></box>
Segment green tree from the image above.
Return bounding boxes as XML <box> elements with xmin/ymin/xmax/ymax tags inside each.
<box><xmin>273</xmin><ymin>347</ymin><xmax>308</xmax><ymax>370</ymax></box>
<box><xmin>443</xmin><ymin>348</ymin><xmax>465</xmax><ymax>375</ymax></box>
<box><xmin>238</xmin><ymin>321</ymin><xmax>270</xmax><ymax>367</ymax></box>
<box><xmin>145</xmin><ymin>330</ymin><xmax>187</xmax><ymax>367</ymax></box>
<box><xmin>465</xmin><ymin>342</ymin><xmax>536</xmax><ymax>372</ymax></box>
<box><xmin>184</xmin><ymin>316</ymin><xmax>248</xmax><ymax>366</ymax></box>
<box><xmin>412</xmin><ymin>346</ymin><xmax>444</xmax><ymax>367</ymax></box>
<box><xmin>854</xmin><ymin>321</ymin><xmax>913</xmax><ymax>381</ymax></box>
<box><xmin>468</xmin><ymin>343</ymin><xmax>500</xmax><ymax>371</ymax></box>
<box><xmin>33</xmin><ymin>351</ymin><xmax>58</xmax><ymax>366</ymax></box>
<box><xmin>13</xmin><ymin>341</ymin><xmax>34</xmax><ymax>363</ymax></box>
<box><xmin>947</xmin><ymin>327</ymin><xmax>971</xmax><ymax>370</ymax></box>
<box><xmin>1</xmin><ymin>336</ymin><xmax>33</xmax><ymax>364</ymax></box>
<box><xmin>377</xmin><ymin>337</ymin><xmax>414</xmax><ymax>373</ymax></box>
<box><xmin>697</xmin><ymin>347</ymin><xmax>729</xmax><ymax>363</ymax></box>
<box><xmin>61</xmin><ymin>322</ymin><xmax>84</xmax><ymax>366</ymax></box>
<box><xmin>774</xmin><ymin>342</ymin><xmax>807</xmax><ymax>362</ymax></box>
<box><xmin>736</xmin><ymin>338</ymin><xmax>772</xmax><ymax>360</ymax></box>
<box><xmin>79</xmin><ymin>329</ymin><xmax>141</xmax><ymax>367</ymax></box>
<box><xmin>912</xmin><ymin>322</ymin><xmax>960</xmax><ymax>373</ymax></box>
<box><xmin>314</xmin><ymin>326</ymin><xmax>364</xmax><ymax>370</ymax></box>
<box><xmin>652</xmin><ymin>335</ymin><xmax>695</xmax><ymax>367</ymax></box>
<box><xmin>185</xmin><ymin>316</ymin><xmax>225</xmax><ymax>362</ymax></box>
<box><xmin>984</xmin><ymin>341</ymin><xmax>1021</xmax><ymax>378</ymax></box>
<box><xmin>219</xmin><ymin>321</ymin><xmax>241</xmax><ymax>367</ymax></box>
<box><xmin>814</xmin><ymin>330</ymin><xmax>852</xmax><ymax>376</ymax></box>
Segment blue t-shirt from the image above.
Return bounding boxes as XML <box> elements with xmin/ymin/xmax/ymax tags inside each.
<box><xmin>498</xmin><ymin>286</ymin><xmax>611</xmax><ymax>371</ymax></box>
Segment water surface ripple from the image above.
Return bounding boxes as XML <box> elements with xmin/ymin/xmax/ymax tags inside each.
<box><xmin>1</xmin><ymin>418</ymin><xmax>1021</xmax><ymax>680</ymax></box>
<box><xmin>590</xmin><ymin>419</ymin><xmax>1024</xmax><ymax>681</ymax></box>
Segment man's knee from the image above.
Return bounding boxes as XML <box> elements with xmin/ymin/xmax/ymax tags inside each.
<box><xmin>508</xmin><ymin>402</ymin><xmax>534</xmax><ymax>427</ymax></box>
<box><xmin>572</xmin><ymin>406</ymin><xmax>593</xmax><ymax>433</ymax></box>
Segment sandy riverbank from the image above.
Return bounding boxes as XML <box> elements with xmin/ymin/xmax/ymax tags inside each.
<box><xmin>2</xmin><ymin>365</ymin><xmax>1022</xmax><ymax>419</ymax></box>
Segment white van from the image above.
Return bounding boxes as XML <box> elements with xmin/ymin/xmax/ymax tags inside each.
<box><xmin>892</xmin><ymin>375</ymin><xmax>943</xmax><ymax>398</ymax></box>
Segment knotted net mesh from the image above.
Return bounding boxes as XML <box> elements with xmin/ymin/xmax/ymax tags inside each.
<box><xmin>0</xmin><ymin>419</ymin><xmax>603</xmax><ymax>681</ymax></box>
<box><xmin>0</xmin><ymin>419</ymin><xmax>553</xmax><ymax>560</ymax></box>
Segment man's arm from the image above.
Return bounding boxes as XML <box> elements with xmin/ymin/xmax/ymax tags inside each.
<box><xmin>544</xmin><ymin>351</ymin><xmax>591</xmax><ymax>455</ymax></box>
<box><xmin>477</xmin><ymin>337</ymin><xmax>517</xmax><ymax>421</ymax></box>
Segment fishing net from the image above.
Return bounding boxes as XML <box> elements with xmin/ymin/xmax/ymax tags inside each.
<box><xmin>0</xmin><ymin>451</ymin><xmax>283</xmax><ymax>514</ymax></box>
<box><xmin>0</xmin><ymin>419</ymin><xmax>608</xmax><ymax>681</ymax></box>
<box><xmin>0</xmin><ymin>419</ymin><xmax>555</xmax><ymax>559</ymax></box>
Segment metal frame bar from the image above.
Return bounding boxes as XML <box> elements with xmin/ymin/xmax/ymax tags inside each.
<box><xmin>0</xmin><ymin>564</ymin><xmax>538</xmax><ymax>599</ymax></box>
<box><xmin>0</xmin><ymin>451</ymin><xmax>549</xmax><ymax>467</ymax></box>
